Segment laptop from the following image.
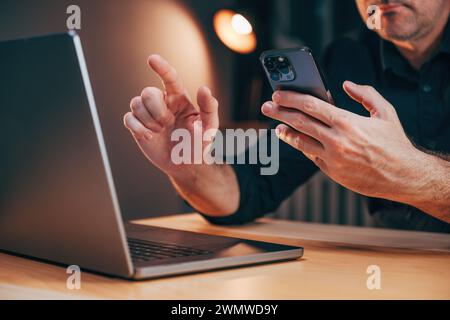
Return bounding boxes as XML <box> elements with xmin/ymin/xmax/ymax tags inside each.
<box><xmin>0</xmin><ymin>32</ymin><xmax>303</xmax><ymax>280</ymax></box>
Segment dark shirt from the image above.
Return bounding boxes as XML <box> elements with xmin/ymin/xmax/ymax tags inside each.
<box><xmin>203</xmin><ymin>22</ymin><xmax>450</xmax><ymax>233</ymax></box>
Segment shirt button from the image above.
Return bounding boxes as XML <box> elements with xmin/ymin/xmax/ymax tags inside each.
<box><xmin>422</xmin><ymin>84</ymin><xmax>432</xmax><ymax>93</ymax></box>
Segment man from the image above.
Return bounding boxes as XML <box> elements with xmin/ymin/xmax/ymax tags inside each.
<box><xmin>123</xmin><ymin>0</ymin><xmax>450</xmax><ymax>232</ymax></box>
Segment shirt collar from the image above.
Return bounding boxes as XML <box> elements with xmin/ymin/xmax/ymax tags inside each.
<box><xmin>380</xmin><ymin>40</ymin><xmax>416</xmax><ymax>79</ymax></box>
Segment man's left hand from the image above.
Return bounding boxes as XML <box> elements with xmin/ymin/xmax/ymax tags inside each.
<box><xmin>261</xmin><ymin>81</ymin><xmax>421</xmax><ymax>200</ymax></box>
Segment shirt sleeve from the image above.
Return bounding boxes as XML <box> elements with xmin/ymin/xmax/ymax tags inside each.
<box><xmin>201</xmin><ymin>126</ymin><xmax>319</xmax><ymax>225</ymax></box>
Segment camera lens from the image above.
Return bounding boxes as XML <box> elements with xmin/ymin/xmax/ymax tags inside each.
<box><xmin>264</xmin><ymin>59</ymin><xmax>275</xmax><ymax>70</ymax></box>
<box><xmin>280</xmin><ymin>66</ymin><xmax>290</xmax><ymax>74</ymax></box>
<box><xmin>270</xmin><ymin>71</ymin><xmax>281</xmax><ymax>81</ymax></box>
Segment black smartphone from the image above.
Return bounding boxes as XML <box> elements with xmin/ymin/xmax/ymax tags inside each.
<box><xmin>260</xmin><ymin>47</ymin><xmax>333</xmax><ymax>104</ymax></box>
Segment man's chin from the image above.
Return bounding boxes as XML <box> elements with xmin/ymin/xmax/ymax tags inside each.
<box><xmin>378</xmin><ymin>28</ymin><xmax>415</xmax><ymax>42</ymax></box>
<box><xmin>377</xmin><ymin>7</ymin><xmax>419</xmax><ymax>39</ymax></box>
<box><xmin>377</xmin><ymin>19</ymin><xmax>417</xmax><ymax>41</ymax></box>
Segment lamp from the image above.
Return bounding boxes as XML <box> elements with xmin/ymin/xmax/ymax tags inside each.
<box><xmin>213</xmin><ymin>9</ymin><xmax>257</xmax><ymax>54</ymax></box>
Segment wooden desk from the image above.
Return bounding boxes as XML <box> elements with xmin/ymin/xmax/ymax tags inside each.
<box><xmin>1</xmin><ymin>213</ymin><xmax>449</xmax><ymax>299</ymax></box>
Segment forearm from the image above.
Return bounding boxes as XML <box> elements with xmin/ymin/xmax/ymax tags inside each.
<box><xmin>391</xmin><ymin>149</ymin><xmax>450</xmax><ymax>223</ymax></box>
<box><xmin>168</xmin><ymin>164</ymin><xmax>240</xmax><ymax>217</ymax></box>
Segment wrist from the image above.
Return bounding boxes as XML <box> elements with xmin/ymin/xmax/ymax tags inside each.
<box><xmin>403</xmin><ymin>150</ymin><xmax>450</xmax><ymax>220</ymax></box>
<box><xmin>166</xmin><ymin>163</ymin><xmax>218</xmax><ymax>186</ymax></box>
<box><xmin>390</xmin><ymin>147</ymin><xmax>436</xmax><ymax>206</ymax></box>
<box><xmin>166</xmin><ymin>164</ymin><xmax>198</xmax><ymax>183</ymax></box>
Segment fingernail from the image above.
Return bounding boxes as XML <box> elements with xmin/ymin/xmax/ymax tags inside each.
<box><xmin>345</xmin><ymin>80</ymin><xmax>356</xmax><ymax>88</ymax></box>
<box><xmin>262</xmin><ymin>102</ymin><xmax>273</xmax><ymax>114</ymax></box>
<box><xmin>203</xmin><ymin>86</ymin><xmax>211</xmax><ymax>95</ymax></box>
<box><xmin>145</xmin><ymin>131</ymin><xmax>153</xmax><ymax>140</ymax></box>
<box><xmin>275</xmin><ymin>127</ymin><xmax>282</xmax><ymax>137</ymax></box>
<box><xmin>273</xmin><ymin>92</ymin><xmax>281</xmax><ymax>102</ymax></box>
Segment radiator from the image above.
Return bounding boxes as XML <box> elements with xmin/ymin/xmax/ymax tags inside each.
<box><xmin>273</xmin><ymin>172</ymin><xmax>374</xmax><ymax>227</ymax></box>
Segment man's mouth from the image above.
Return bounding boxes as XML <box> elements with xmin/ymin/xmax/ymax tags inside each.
<box><xmin>368</xmin><ymin>0</ymin><xmax>412</xmax><ymax>15</ymax></box>
<box><xmin>378</xmin><ymin>3</ymin><xmax>405</xmax><ymax>13</ymax></box>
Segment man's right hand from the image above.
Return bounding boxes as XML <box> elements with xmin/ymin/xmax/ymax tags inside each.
<box><xmin>124</xmin><ymin>55</ymin><xmax>239</xmax><ymax>217</ymax></box>
<box><xmin>123</xmin><ymin>55</ymin><xmax>220</xmax><ymax>176</ymax></box>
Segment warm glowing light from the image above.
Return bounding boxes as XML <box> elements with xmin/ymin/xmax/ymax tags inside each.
<box><xmin>213</xmin><ymin>9</ymin><xmax>257</xmax><ymax>54</ymax></box>
<box><xmin>231</xmin><ymin>14</ymin><xmax>253</xmax><ymax>35</ymax></box>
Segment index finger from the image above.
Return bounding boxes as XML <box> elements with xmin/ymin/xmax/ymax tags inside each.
<box><xmin>148</xmin><ymin>54</ymin><xmax>185</xmax><ymax>95</ymax></box>
<box><xmin>273</xmin><ymin>91</ymin><xmax>351</xmax><ymax>127</ymax></box>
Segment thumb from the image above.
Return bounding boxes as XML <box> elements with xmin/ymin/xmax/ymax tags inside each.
<box><xmin>343</xmin><ymin>81</ymin><xmax>391</xmax><ymax>119</ymax></box>
<box><xmin>197</xmin><ymin>86</ymin><xmax>219</xmax><ymax>130</ymax></box>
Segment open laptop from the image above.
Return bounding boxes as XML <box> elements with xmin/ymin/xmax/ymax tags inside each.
<box><xmin>0</xmin><ymin>32</ymin><xmax>303</xmax><ymax>280</ymax></box>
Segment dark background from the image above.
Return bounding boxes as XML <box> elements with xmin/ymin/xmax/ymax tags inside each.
<box><xmin>0</xmin><ymin>0</ymin><xmax>365</xmax><ymax>222</ymax></box>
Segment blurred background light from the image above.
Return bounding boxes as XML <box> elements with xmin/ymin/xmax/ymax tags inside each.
<box><xmin>231</xmin><ymin>13</ymin><xmax>253</xmax><ymax>35</ymax></box>
<box><xmin>213</xmin><ymin>9</ymin><xmax>257</xmax><ymax>54</ymax></box>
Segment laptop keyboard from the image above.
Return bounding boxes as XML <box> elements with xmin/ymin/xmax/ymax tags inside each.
<box><xmin>127</xmin><ymin>238</ymin><xmax>213</xmax><ymax>263</ymax></box>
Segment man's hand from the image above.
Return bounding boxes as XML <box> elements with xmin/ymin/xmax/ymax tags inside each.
<box><xmin>123</xmin><ymin>55</ymin><xmax>239</xmax><ymax>217</ymax></box>
<box><xmin>123</xmin><ymin>55</ymin><xmax>219</xmax><ymax>176</ymax></box>
<box><xmin>262</xmin><ymin>81</ymin><xmax>450</xmax><ymax>219</ymax></box>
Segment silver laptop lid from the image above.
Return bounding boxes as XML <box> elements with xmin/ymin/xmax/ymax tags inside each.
<box><xmin>0</xmin><ymin>32</ymin><xmax>133</xmax><ymax>278</ymax></box>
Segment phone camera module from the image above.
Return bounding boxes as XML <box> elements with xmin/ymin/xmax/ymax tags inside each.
<box><xmin>264</xmin><ymin>55</ymin><xmax>295</xmax><ymax>82</ymax></box>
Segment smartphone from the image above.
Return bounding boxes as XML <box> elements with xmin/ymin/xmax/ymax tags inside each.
<box><xmin>260</xmin><ymin>47</ymin><xmax>333</xmax><ymax>104</ymax></box>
